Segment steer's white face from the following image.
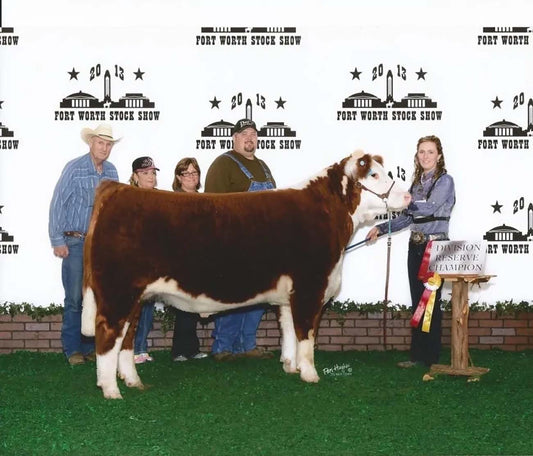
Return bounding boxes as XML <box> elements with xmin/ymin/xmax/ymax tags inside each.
<box><xmin>344</xmin><ymin>150</ymin><xmax>411</xmax><ymax>224</ymax></box>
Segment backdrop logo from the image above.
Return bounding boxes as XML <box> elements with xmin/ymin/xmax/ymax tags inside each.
<box><xmin>483</xmin><ymin>199</ymin><xmax>532</xmax><ymax>255</ymax></box>
<box><xmin>478</xmin><ymin>91</ymin><xmax>532</xmax><ymax>150</ymax></box>
<box><xmin>337</xmin><ymin>64</ymin><xmax>442</xmax><ymax>122</ymax></box>
<box><xmin>0</xmin><ymin>100</ymin><xmax>19</xmax><ymax>150</ymax></box>
<box><xmin>54</xmin><ymin>64</ymin><xmax>160</xmax><ymax>122</ymax></box>
<box><xmin>196</xmin><ymin>91</ymin><xmax>301</xmax><ymax>152</ymax></box>
<box><xmin>478</xmin><ymin>27</ymin><xmax>531</xmax><ymax>46</ymax></box>
<box><xmin>0</xmin><ymin>205</ymin><xmax>19</xmax><ymax>255</ymax></box>
<box><xmin>196</xmin><ymin>27</ymin><xmax>301</xmax><ymax>46</ymax></box>
<box><xmin>0</xmin><ymin>0</ymin><xmax>19</xmax><ymax>46</ymax></box>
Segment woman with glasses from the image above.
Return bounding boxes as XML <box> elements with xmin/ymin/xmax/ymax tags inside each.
<box><xmin>170</xmin><ymin>157</ymin><xmax>209</xmax><ymax>362</ymax></box>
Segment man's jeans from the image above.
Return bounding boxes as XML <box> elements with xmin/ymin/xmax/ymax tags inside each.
<box><xmin>134</xmin><ymin>303</ymin><xmax>154</xmax><ymax>354</ymax></box>
<box><xmin>211</xmin><ymin>305</ymin><xmax>265</xmax><ymax>354</ymax></box>
<box><xmin>61</xmin><ymin>237</ymin><xmax>94</xmax><ymax>357</ymax></box>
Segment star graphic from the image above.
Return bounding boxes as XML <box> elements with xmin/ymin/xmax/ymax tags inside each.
<box><xmin>209</xmin><ymin>97</ymin><xmax>221</xmax><ymax>109</ymax></box>
<box><xmin>68</xmin><ymin>67</ymin><xmax>79</xmax><ymax>80</ymax></box>
<box><xmin>133</xmin><ymin>68</ymin><xmax>145</xmax><ymax>80</ymax></box>
<box><xmin>350</xmin><ymin>67</ymin><xmax>362</xmax><ymax>80</ymax></box>
<box><xmin>415</xmin><ymin>68</ymin><xmax>427</xmax><ymax>80</ymax></box>
<box><xmin>491</xmin><ymin>201</ymin><xmax>503</xmax><ymax>213</ymax></box>
<box><xmin>275</xmin><ymin>97</ymin><xmax>286</xmax><ymax>109</ymax></box>
<box><xmin>491</xmin><ymin>96</ymin><xmax>503</xmax><ymax>109</ymax></box>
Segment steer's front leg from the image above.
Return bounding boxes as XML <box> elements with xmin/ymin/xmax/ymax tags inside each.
<box><xmin>96</xmin><ymin>319</ymin><xmax>127</xmax><ymax>399</ymax></box>
<box><xmin>278</xmin><ymin>305</ymin><xmax>298</xmax><ymax>374</ymax></box>
<box><xmin>97</xmin><ymin>352</ymin><xmax>123</xmax><ymax>399</ymax></box>
<box><xmin>297</xmin><ymin>330</ymin><xmax>320</xmax><ymax>383</ymax></box>
<box><xmin>117</xmin><ymin>321</ymin><xmax>144</xmax><ymax>390</ymax></box>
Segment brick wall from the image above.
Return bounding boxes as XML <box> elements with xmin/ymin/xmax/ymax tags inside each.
<box><xmin>1</xmin><ymin>309</ymin><xmax>532</xmax><ymax>355</ymax></box>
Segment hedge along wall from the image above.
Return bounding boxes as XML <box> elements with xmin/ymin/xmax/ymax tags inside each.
<box><xmin>1</xmin><ymin>309</ymin><xmax>532</xmax><ymax>355</ymax></box>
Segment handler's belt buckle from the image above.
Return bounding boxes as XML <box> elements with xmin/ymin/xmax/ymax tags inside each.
<box><xmin>410</xmin><ymin>231</ymin><xmax>447</xmax><ymax>244</ymax></box>
<box><xmin>410</xmin><ymin>231</ymin><xmax>426</xmax><ymax>244</ymax></box>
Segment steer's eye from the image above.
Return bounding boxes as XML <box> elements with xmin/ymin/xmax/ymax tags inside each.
<box><xmin>366</xmin><ymin>168</ymin><xmax>378</xmax><ymax>179</ymax></box>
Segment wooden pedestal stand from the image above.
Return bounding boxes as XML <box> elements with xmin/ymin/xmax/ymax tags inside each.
<box><xmin>429</xmin><ymin>274</ymin><xmax>495</xmax><ymax>380</ymax></box>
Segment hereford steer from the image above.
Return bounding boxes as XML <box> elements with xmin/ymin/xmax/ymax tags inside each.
<box><xmin>82</xmin><ymin>150</ymin><xmax>410</xmax><ymax>399</ymax></box>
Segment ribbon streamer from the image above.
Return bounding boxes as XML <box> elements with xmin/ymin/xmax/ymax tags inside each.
<box><xmin>410</xmin><ymin>241</ymin><xmax>442</xmax><ymax>332</ymax></box>
<box><xmin>420</xmin><ymin>273</ymin><xmax>441</xmax><ymax>332</ymax></box>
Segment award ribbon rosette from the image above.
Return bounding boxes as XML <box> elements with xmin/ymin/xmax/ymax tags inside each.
<box><xmin>410</xmin><ymin>241</ymin><xmax>442</xmax><ymax>333</ymax></box>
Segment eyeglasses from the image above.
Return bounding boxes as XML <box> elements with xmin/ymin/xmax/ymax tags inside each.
<box><xmin>180</xmin><ymin>172</ymin><xmax>199</xmax><ymax>178</ymax></box>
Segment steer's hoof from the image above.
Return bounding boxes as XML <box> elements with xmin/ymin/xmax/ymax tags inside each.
<box><xmin>125</xmin><ymin>379</ymin><xmax>144</xmax><ymax>390</ymax></box>
<box><xmin>282</xmin><ymin>359</ymin><xmax>298</xmax><ymax>374</ymax></box>
<box><xmin>300</xmin><ymin>366</ymin><xmax>320</xmax><ymax>383</ymax></box>
<box><xmin>102</xmin><ymin>387</ymin><xmax>123</xmax><ymax>400</ymax></box>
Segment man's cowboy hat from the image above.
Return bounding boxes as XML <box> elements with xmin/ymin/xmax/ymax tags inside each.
<box><xmin>80</xmin><ymin>123</ymin><xmax>121</xmax><ymax>144</ymax></box>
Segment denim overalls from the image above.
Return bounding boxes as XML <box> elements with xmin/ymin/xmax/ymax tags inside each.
<box><xmin>223</xmin><ymin>152</ymin><xmax>275</xmax><ymax>192</ymax></box>
<box><xmin>211</xmin><ymin>152</ymin><xmax>275</xmax><ymax>354</ymax></box>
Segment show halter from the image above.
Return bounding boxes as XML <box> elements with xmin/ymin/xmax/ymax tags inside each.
<box><xmin>345</xmin><ymin>170</ymin><xmax>396</xmax><ymax>252</ymax></box>
<box><xmin>354</xmin><ymin>180</ymin><xmax>396</xmax><ymax>203</ymax></box>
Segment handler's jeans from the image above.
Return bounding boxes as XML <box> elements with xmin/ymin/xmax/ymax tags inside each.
<box><xmin>172</xmin><ymin>308</ymin><xmax>200</xmax><ymax>358</ymax></box>
<box><xmin>407</xmin><ymin>241</ymin><xmax>443</xmax><ymax>366</ymax></box>
<box><xmin>61</xmin><ymin>237</ymin><xmax>94</xmax><ymax>358</ymax></box>
<box><xmin>134</xmin><ymin>303</ymin><xmax>154</xmax><ymax>354</ymax></box>
<box><xmin>211</xmin><ymin>305</ymin><xmax>266</xmax><ymax>354</ymax></box>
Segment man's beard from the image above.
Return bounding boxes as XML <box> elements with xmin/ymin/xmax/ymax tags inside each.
<box><xmin>244</xmin><ymin>142</ymin><xmax>256</xmax><ymax>154</ymax></box>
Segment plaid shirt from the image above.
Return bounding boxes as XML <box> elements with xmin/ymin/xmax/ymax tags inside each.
<box><xmin>48</xmin><ymin>153</ymin><xmax>118</xmax><ymax>247</ymax></box>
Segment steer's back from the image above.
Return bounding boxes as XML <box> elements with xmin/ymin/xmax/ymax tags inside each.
<box><xmin>85</xmin><ymin>180</ymin><xmax>352</xmax><ymax>305</ymax></box>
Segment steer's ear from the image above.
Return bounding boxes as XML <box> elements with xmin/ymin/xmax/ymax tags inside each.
<box><xmin>373</xmin><ymin>155</ymin><xmax>383</xmax><ymax>166</ymax></box>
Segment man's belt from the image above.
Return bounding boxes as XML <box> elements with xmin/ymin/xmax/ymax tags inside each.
<box><xmin>64</xmin><ymin>231</ymin><xmax>86</xmax><ymax>239</ymax></box>
<box><xmin>409</xmin><ymin>231</ymin><xmax>448</xmax><ymax>244</ymax></box>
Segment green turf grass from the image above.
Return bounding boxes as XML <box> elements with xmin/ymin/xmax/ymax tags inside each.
<box><xmin>1</xmin><ymin>349</ymin><xmax>532</xmax><ymax>455</ymax></box>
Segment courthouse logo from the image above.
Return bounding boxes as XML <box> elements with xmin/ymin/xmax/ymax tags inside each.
<box><xmin>477</xmin><ymin>91</ymin><xmax>532</xmax><ymax>151</ymax></box>
<box><xmin>337</xmin><ymin>63</ymin><xmax>442</xmax><ymax>122</ymax></box>
<box><xmin>0</xmin><ymin>100</ymin><xmax>19</xmax><ymax>150</ymax></box>
<box><xmin>54</xmin><ymin>64</ymin><xmax>160</xmax><ymax>122</ymax></box>
<box><xmin>483</xmin><ymin>199</ymin><xmax>532</xmax><ymax>255</ymax></box>
<box><xmin>196</xmin><ymin>27</ymin><xmax>301</xmax><ymax>46</ymax></box>
<box><xmin>196</xmin><ymin>91</ymin><xmax>301</xmax><ymax>152</ymax></box>
<box><xmin>477</xmin><ymin>27</ymin><xmax>531</xmax><ymax>46</ymax></box>
<box><xmin>0</xmin><ymin>205</ymin><xmax>19</xmax><ymax>255</ymax></box>
<box><xmin>0</xmin><ymin>0</ymin><xmax>19</xmax><ymax>46</ymax></box>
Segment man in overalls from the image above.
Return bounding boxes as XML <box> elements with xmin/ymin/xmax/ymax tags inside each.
<box><xmin>205</xmin><ymin>118</ymin><xmax>276</xmax><ymax>362</ymax></box>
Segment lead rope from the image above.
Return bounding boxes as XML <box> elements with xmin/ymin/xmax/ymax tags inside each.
<box><xmin>345</xmin><ymin>177</ymin><xmax>396</xmax><ymax>349</ymax></box>
<box><xmin>383</xmin><ymin>206</ymin><xmax>392</xmax><ymax>350</ymax></box>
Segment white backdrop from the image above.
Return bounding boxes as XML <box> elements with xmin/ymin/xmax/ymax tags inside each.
<box><xmin>0</xmin><ymin>0</ymin><xmax>532</xmax><ymax>307</ymax></box>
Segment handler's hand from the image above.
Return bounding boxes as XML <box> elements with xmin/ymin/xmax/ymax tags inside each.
<box><xmin>53</xmin><ymin>245</ymin><xmax>69</xmax><ymax>259</ymax></box>
<box><xmin>366</xmin><ymin>227</ymin><xmax>380</xmax><ymax>242</ymax></box>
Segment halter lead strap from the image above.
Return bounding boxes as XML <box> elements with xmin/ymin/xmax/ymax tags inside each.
<box><xmin>347</xmin><ymin>177</ymin><xmax>394</xmax><ymax>348</ymax></box>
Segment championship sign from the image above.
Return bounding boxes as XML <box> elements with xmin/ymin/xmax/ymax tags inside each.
<box><xmin>428</xmin><ymin>241</ymin><xmax>487</xmax><ymax>275</ymax></box>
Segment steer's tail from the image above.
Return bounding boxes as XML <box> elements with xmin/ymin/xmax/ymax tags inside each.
<box><xmin>81</xmin><ymin>287</ymin><xmax>96</xmax><ymax>336</ymax></box>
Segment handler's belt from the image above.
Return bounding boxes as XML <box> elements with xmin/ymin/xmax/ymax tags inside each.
<box><xmin>412</xmin><ymin>215</ymin><xmax>450</xmax><ymax>224</ymax></box>
<box><xmin>409</xmin><ymin>231</ymin><xmax>448</xmax><ymax>244</ymax></box>
<box><xmin>64</xmin><ymin>231</ymin><xmax>86</xmax><ymax>239</ymax></box>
